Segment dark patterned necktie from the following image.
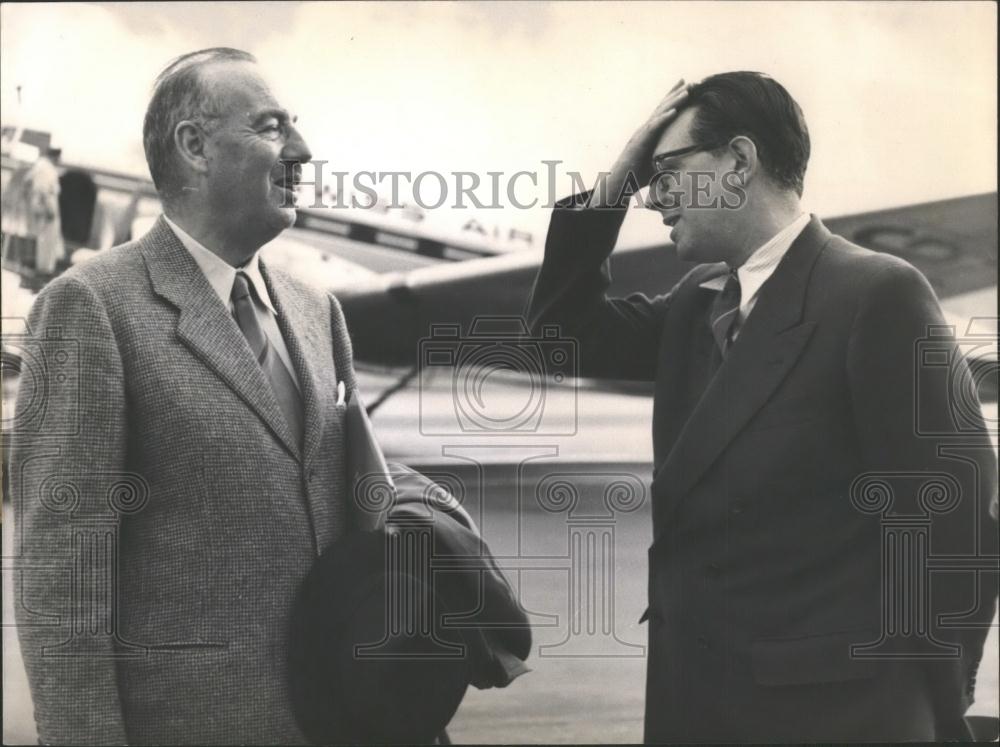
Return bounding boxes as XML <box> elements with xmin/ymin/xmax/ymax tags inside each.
<box><xmin>231</xmin><ymin>272</ymin><xmax>304</xmax><ymax>447</ymax></box>
<box><xmin>709</xmin><ymin>269</ymin><xmax>742</xmax><ymax>356</ymax></box>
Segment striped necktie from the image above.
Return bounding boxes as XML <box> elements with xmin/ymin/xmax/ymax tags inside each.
<box><xmin>709</xmin><ymin>269</ymin><xmax>741</xmax><ymax>356</ymax></box>
<box><xmin>231</xmin><ymin>272</ymin><xmax>304</xmax><ymax>447</ymax></box>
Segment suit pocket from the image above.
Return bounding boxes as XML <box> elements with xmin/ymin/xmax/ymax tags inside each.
<box><xmin>750</xmin><ymin>629</ymin><xmax>879</xmax><ymax>686</ymax></box>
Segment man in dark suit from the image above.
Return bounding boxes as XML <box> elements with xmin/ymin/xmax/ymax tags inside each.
<box><xmin>527</xmin><ymin>72</ymin><xmax>998</xmax><ymax>741</ymax></box>
<box><xmin>12</xmin><ymin>48</ymin><xmax>359</xmax><ymax>744</ymax></box>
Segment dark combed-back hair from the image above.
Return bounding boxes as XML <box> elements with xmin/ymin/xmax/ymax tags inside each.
<box><xmin>142</xmin><ymin>47</ymin><xmax>257</xmax><ymax>199</ymax></box>
<box><xmin>687</xmin><ymin>71</ymin><xmax>810</xmax><ymax>196</ymax></box>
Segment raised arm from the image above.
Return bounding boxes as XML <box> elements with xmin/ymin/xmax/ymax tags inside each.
<box><xmin>526</xmin><ymin>81</ymin><xmax>692</xmax><ymax>381</ymax></box>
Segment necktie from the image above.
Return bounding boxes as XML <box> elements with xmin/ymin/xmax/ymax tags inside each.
<box><xmin>709</xmin><ymin>269</ymin><xmax>741</xmax><ymax>356</ymax></box>
<box><xmin>231</xmin><ymin>272</ymin><xmax>304</xmax><ymax>447</ymax></box>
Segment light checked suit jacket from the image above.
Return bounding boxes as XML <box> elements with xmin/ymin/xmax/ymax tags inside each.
<box><xmin>12</xmin><ymin>216</ymin><xmax>359</xmax><ymax>745</ymax></box>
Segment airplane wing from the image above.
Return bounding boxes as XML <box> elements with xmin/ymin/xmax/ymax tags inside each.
<box><xmin>823</xmin><ymin>193</ymin><xmax>997</xmax><ymax>299</ymax></box>
<box><xmin>3</xmin><ymin>149</ymin><xmax>995</xmax><ymax>400</ymax></box>
<box><xmin>336</xmin><ymin>192</ymin><xmax>999</xmax><ymax>370</ymax></box>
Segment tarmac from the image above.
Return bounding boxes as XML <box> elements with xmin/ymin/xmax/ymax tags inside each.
<box><xmin>4</xmin><ymin>494</ymin><xmax>998</xmax><ymax>744</ymax></box>
<box><xmin>3</xmin><ymin>377</ymin><xmax>998</xmax><ymax>743</ymax></box>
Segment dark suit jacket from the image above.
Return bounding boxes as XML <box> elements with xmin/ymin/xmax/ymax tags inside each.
<box><xmin>11</xmin><ymin>217</ymin><xmax>359</xmax><ymax>745</ymax></box>
<box><xmin>526</xmin><ymin>198</ymin><xmax>998</xmax><ymax>742</ymax></box>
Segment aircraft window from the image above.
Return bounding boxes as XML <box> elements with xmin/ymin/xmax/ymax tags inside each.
<box><xmin>375</xmin><ymin>232</ymin><xmax>418</xmax><ymax>252</ymax></box>
<box><xmin>295</xmin><ymin>213</ymin><xmax>351</xmax><ymax>236</ymax></box>
<box><xmin>442</xmin><ymin>246</ymin><xmax>486</xmax><ymax>261</ymax></box>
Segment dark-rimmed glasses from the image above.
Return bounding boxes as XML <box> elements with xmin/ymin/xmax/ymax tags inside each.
<box><xmin>652</xmin><ymin>141</ymin><xmax>729</xmax><ymax>172</ymax></box>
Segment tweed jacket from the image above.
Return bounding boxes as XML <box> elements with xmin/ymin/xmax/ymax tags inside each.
<box><xmin>526</xmin><ymin>197</ymin><xmax>998</xmax><ymax>741</ymax></box>
<box><xmin>11</xmin><ymin>216</ymin><xmax>359</xmax><ymax>745</ymax></box>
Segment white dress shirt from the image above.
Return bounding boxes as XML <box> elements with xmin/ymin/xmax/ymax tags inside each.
<box><xmin>163</xmin><ymin>216</ymin><xmax>301</xmax><ymax>390</ymax></box>
<box><xmin>699</xmin><ymin>212</ymin><xmax>810</xmax><ymax>339</ymax></box>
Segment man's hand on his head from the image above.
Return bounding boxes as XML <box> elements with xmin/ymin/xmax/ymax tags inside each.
<box><xmin>589</xmin><ymin>79</ymin><xmax>692</xmax><ymax>209</ymax></box>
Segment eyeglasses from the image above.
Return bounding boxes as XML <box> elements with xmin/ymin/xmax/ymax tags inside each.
<box><xmin>652</xmin><ymin>141</ymin><xmax>729</xmax><ymax>172</ymax></box>
<box><xmin>648</xmin><ymin>141</ymin><xmax>729</xmax><ymax>210</ymax></box>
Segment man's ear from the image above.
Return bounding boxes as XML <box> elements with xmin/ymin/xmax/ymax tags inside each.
<box><xmin>728</xmin><ymin>135</ymin><xmax>758</xmax><ymax>185</ymax></box>
<box><xmin>173</xmin><ymin>120</ymin><xmax>210</xmax><ymax>176</ymax></box>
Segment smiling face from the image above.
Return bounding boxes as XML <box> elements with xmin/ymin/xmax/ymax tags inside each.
<box><xmin>647</xmin><ymin>106</ymin><xmax>743</xmax><ymax>264</ymax></box>
<box><xmin>199</xmin><ymin>61</ymin><xmax>312</xmax><ymax>251</ymax></box>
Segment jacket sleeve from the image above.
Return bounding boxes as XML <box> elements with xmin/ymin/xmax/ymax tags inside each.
<box><xmin>10</xmin><ymin>275</ymin><xmax>129</xmax><ymax>745</ymax></box>
<box><xmin>524</xmin><ymin>194</ymin><xmax>676</xmax><ymax>381</ymax></box>
<box><xmin>846</xmin><ymin>259</ymin><xmax>999</xmax><ymax>728</ymax></box>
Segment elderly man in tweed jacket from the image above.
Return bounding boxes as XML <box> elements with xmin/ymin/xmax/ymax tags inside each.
<box><xmin>11</xmin><ymin>48</ymin><xmax>356</xmax><ymax>745</ymax></box>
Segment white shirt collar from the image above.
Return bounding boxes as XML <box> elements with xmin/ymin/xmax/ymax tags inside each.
<box><xmin>699</xmin><ymin>213</ymin><xmax>810</xmax><ymax>305</ymax></box>
<box><xmin>163</xmin><ymin>215</ymin><xmax>277</xmax><ymax>314</ymax></box>
<box><xmin>734</xmin><ymin>212</ymin><xmax>810</xmax><ymax>310</ymax></box>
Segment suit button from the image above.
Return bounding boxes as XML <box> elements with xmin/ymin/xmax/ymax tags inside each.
<box><xmin>697</xmin><ymin>636</ymin><xmax>710</xmax><ymax>650</ymax></box>
<box><xmin>729</xmin><ymin>503</ymin><xmax>743</xmax><ymax>515</ymax></box>
<box><xmin>307</xmin><ymin>468</ymin><xmax>316</xmax><ymax>482</ymax></box>
<box><xmin>706</xmin><ymin>563</ymin><xmax>721</xmax><ymax>578</ymax></box>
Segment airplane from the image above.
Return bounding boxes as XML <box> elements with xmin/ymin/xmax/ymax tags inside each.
<box><xmin>2</xmin><ymin>135</ymin><xmax>998</xmax><ymax>745</ymax></box>
<box><xmin>332</xmin><ymin>192</ymin><xmax>998</xmax><ymax>365</ymax></box>
<box><xmin>7</xmin><ymin>146</ymin><xmax>993</xmax><ymax>362</ymax></box>
<box><xmin>325</xmin><ymin>190</ymin><xmax>998</xmax><ymax>473</ymax></box>
<box><xmin>2</xmin><ymin>135</ymin><xmax>997</xmax><ymax>466</ymax></box>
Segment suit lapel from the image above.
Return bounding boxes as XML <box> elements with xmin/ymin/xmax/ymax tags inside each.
<box><xmin>261</xmin><ymin>263</ymin><xmax>328</xmax><ymax>466</ymax></box>
<box><xmin>656</xmin><ymin>216</ymin><xmax>831</xmax><ymax>502</ymax></box>
<box><xmin>140</xmin><ymin>217</ymin><xmax>301</xmax><ymax>460</ymax></box>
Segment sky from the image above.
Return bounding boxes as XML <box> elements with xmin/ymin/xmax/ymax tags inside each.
<box><xmin>1</xmin><ymin>1</ymin><xmax>996</xmax><ymax>246</ymax></box>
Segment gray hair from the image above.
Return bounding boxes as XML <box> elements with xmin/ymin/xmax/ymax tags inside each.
<box><xmin>142</xmin><ymin>47</ymin><xmax>256</xmax><ymax>201</ymax></box>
